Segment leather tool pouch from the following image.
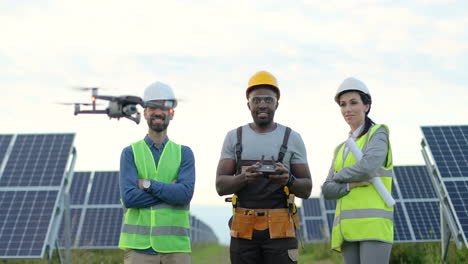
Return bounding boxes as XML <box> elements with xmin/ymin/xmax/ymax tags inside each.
<box><xmin>230</xmin><ymin>214</ymin><xmax>254</xmax><ymax>240</ymax></box>
<box><xmin>230</xmin><ymin>208</ymin><xmax>299</xmax><ymax>240</ymax></box>
<box><xmin>268</xmin><ymin>210</ymin><xmax>296</xmax><ymax>239</ymax></box>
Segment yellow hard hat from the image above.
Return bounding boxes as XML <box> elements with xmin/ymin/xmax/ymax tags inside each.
<box><xmin>246</xmin><ymin>71</ymin><xmax>280</xmax><ymax>99</ymax></box>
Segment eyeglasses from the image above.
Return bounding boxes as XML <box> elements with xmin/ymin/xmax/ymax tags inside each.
<box><xmin>248</xmin><ymin>96</ymin><xmax>277</xmax><ymax>105</ymax></box>
<box><xmin>145</xmin><ymin>100</ymin><xmax>175</xmax><ymax>110</ymax></box>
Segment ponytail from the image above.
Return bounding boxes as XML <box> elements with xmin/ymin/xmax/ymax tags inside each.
<box><xmin>358</xmin><ymin>115</ymin><xmax>375</xmax><ymax>139</ymax></box>
<box><xmin>357</xmin><ymin>92</ymin><xmax>374</xmax><ymax>139</ymax></box>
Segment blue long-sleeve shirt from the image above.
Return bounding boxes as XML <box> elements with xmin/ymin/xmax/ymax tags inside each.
<box><xmin>120</xmin><ymin>135</ymin><xmax>195</xmax><ymax>254</ymax></box>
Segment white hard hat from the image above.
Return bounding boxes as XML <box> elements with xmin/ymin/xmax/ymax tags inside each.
<box><xmin>143</xmin><ymin>81</ymin><xmax>178</xmax><ymax>108</ymax></box>
<box><xmin>335</xmin><ymin>77</ymin><xmax>371</xmax><ymax>103</ymax></box>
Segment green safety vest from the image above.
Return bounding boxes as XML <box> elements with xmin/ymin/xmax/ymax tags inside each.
<box><xmin>118</xmin><ymin>140</ymin><xmax>191</xmax><ymax>253</ymax></box>
<box><xmin>331</xmin><ymin>124</ymin><xmax>394</xmax><ymax>252</ymax></box>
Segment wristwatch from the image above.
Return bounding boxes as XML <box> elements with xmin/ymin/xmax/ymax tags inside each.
<box><xmin>286</xmin><ymin>174</ymin><xmax>296</xmax><ymax>188</ymax></box>
<box><xmin>143</xmin><ymin>179</ymin><xmax>151</xmax><ymax>191</ymax></box>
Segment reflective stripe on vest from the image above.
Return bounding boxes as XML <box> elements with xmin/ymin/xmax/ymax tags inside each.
<box><xmin>122</xmin><ymin>225</ymin><xmax>190</xmax><ymax>237</ymax></box>
<box><xmin>331</xmin><ymin>124</ymin><xmax>394</xmax><ymax>252</ymax></box>
<box><xmin>118</xmin><ymin>140</ymin><xmax>191</xmax><ymax>253</ymax></box>
<box><xmin>333</xmin><ymin>208</ymin><xmax>394</xmax><ymax>227</ymax></box>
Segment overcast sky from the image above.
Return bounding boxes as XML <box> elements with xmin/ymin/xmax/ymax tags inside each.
<box><xmin>1</xmin><ymin>0</ymin><xmax>467</xmax><ymax>207</ymax></box>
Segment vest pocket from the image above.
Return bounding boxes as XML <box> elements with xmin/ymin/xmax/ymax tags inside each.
<box><xmin>268</xmin><ymin>213</ymin><xmax>295</xmax><ymax>239</ymax></box>
<box><xmin>230</xmin><ymin>214</ymin><xmax>254</xmax><ymax>240</ymax></box>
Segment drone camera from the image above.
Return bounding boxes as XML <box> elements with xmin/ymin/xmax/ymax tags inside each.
<box><xmin>122</xmin><ymin>104</ymin><xmax>137</xmax><ymax>116</ymax></box>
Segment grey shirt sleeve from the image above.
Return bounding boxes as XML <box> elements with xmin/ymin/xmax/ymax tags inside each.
<box><xmin>333</xmin><ymin>126</ymin><xmax>389</xmax><ymax>183</ymax></box>
<box><xmin>219</xmin><ymin>129</ymin><xmax>236</xmax><ymax>161</ymax></box>
<box><xmin>289</xmin><ymin>131</ymin><xmax>308</xmax><ymax>164</ymax></box>
<box><xmin>321</xmin><ymin>150</ymin><xmax>350</xmax><ymax>200</ymax></box>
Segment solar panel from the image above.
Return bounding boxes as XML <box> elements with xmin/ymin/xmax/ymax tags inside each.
<box><xmin>0</xmin><ymin>135</ymin><xmax>12</xmax><ymax>166</ymax></box>
<box><xmin>78</xmin><ymin>208</ymin><xmax>123</xmax><ymax>248</ymax></box>
<box><xmin>0</xmin><ymin>134</ymin><xmax>74</xmax><ymax>187</ymax></box>
<box><xmin>444</xmin><ymin>181</ymin><xmax>468</xmax><ymax>241</ymax></box>
<box><xmin>61</xmin><ymin>170</ymin><xmax>217</xmax><ymax>248</ymax></box>
<box><xmin>70</xmin><ymin>172</ymin><xmax>91</xmax><ymax>205</ymax></box>
<box><xmin>0</xmin><ymin>190</ymin><xmax>59</xmax><ymax>257</ymax></box>
<box><xmin>405</xmin><ymin>201</ymin><xmax>440</xmax><ymax>241</ymax></box>
<box><xmin>58</xmin><ymin>209</ymin><xmax>82</xmax><ymax>248</ymax></box>
<box><xmin>394</xmin><ymin>166</ymin><xmax>437</xmax><ymax>199</ymax></box>
<box><xmin>311</xmin><ymin>165</ymin><xmax>443</xmax><ymax>244</ymax></box>
<box><xmin>302</xmin><ymin>198</ymin><xmax>322</xmax><ymax>217</ymax></box>
<box><xmin>0</xmin><ymin>133</ymin><xmax>75</xmax><ymax>259</ymax></box>
<box><xmin>422</xmin><ymin>126</ymin><xmax>468</xmax><ymax>178</ymax></box>
<box><xmin>88</xmin><ymin>171</ymin><xmax>120</xmax><ymax>204</ymax></box>
<box><xmin>422</xmin><ymin>125</ymin><xmax>468</xmax><ymax>248</ymax></box>
<box><xmin>323</xmin><ymin>199</ymin><xmax>336</xmax><ymax>211</ymax></box>
<box><xmin>326</xmin><ymin>212</ymin><xmax>334</xmax><ymax>234</ymax></box>
<box><xmin>393</xmin><ymin>203</ymin><xmax>413</xmax><ymax>242</ymax></box>
<box><xmin>304</xmin><ymin>219</ymin><xmax>326</xmax><ymax>241</ymax></box>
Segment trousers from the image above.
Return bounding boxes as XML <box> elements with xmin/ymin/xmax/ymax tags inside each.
<box><xmin>230</xmin><ymin>229</ymin><xmax>298</xmax><ymax>264</ymax></box>
<box><xmin>342</xmin><ymin>240</ymin><xmax>392</xmax><ymax>264</ymax></box>
<box><xmin>124</xmin><ymin>249</ymin><xmax>191</xmax><ymax>264</ymax></box>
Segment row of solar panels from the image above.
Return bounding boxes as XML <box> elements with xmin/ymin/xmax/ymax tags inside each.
<box><xmin>0</xmin><ymin>134</ymin><xmax>216</xmax><ymax>258</ymax></box>
<box><xmin>300</xmin><ymin>125</ymin><xmax>468</xmax><ymax>249</ymax></box>
<box><xmin>58</xmin><ymin>171</ymin><xmax>218</xmax><ymax>249</ymax></box>
<box><xmin>300</xmin><ymin>165</ymin><xmax>440</xmax><ymax>243</ymax></box>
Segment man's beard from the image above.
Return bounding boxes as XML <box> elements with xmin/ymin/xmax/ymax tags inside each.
<box><xmin>252</xmin><ymin>111</ymin><xmax>274</xmax><ymax>127</ymax></box>
<box><xmin>147</xmin><ymin>115</ymin><xmax>169</xmax><ymax>132</ymax></box>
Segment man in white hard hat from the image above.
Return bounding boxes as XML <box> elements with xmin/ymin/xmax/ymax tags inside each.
<box><xmin>118</xmin><ymin>81</ymin><xmax>195</xmax><ymax>264</ymax></box>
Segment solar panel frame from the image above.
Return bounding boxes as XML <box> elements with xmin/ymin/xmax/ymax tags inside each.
<box><xmin>0</xmin><ymin>133</ymin><xmax>75</xmax><ymax>259</ymax></box>
<box><xmin>0</xmin><ymin>190</ymin><xmax>60</xmax><ymax>258</ymax></box>
<box><xmin>421</xmin><ymin>125</ymin><xmax>468</xmax><ymax>248</ymax></box>
<box><xmin>443</xmin><ymin>180</ymin><xmax>468</xmax><ymax>244</ymax></box>
<box><xmin>0</xmin><ymin>134</ymin><xmax>75</xmax><ymax>187</ymax></box>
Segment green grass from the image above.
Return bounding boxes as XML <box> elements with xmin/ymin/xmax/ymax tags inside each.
<box><xmin>1</xmin><ymin>242</ymin><xmax>466</xmax><ymax>264</ymax></box>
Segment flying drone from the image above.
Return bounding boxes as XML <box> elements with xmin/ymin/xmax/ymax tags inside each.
<box><xmin>71</xmin><ymin>87</ymin><xmax>144</xmax><ymax>124</ymax></box>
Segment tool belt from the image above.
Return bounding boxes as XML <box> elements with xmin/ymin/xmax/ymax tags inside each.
<box><xmin>230</xmin><ymin>207</ymin><xmax>299</xmax><ymax>240</ymax></box>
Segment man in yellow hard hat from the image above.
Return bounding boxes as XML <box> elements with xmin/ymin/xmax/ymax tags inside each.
<box><xmin>216</xmin><ymin>71</ymin><xmax>312</xmax><ymax>264</ymax></box>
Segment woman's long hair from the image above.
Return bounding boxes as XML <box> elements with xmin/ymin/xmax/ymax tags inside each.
<box><xmin>357</xmin><ymin>92</ymin><xmax>375</xmax><ymax>139</ymax></box>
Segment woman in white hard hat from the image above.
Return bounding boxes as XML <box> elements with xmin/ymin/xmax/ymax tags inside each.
<box><xmin>322</xmin><ymin>77</ymin><xmax>395</xmax><ymax>264</ymax></box>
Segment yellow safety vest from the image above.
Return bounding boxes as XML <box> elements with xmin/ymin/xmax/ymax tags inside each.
<box><xmin>119</xmin><ymin>140</ymin><xmax>191</xmax><ymax>253</ymax></box>
<box><xmin>331</xmin><ymin>124</ymin><xmax>394</xmax><ymax>252</ymax></box>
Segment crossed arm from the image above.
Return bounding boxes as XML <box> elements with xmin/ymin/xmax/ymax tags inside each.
<box><xmin>120</xmin><ymin>146</ymin><xmax>195</xmax><ymax>208</ymax></box>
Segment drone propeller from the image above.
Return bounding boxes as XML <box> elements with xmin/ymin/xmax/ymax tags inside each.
<box><xmin>70</xmin><ymin>86</ymin><xmax>103</xmax><ymax>91</ymax></box>
<box><xmin>56</xmin><ymin>102</ymin><xmax>102</xmax><ymax>106</ymax></box>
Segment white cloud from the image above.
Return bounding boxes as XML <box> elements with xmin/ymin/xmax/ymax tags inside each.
<box><xmin>0</xmin><ymin>0</ymin><xmax>467</xmax><ymax>203</ymax></box>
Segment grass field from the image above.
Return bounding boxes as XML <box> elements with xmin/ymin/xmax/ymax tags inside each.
<box><xmin>1</xmin><ymin>242</ymin><xmax>467</xmax><ymax>263</ymax></box>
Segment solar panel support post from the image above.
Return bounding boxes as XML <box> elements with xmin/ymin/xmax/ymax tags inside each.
<box><xmin>441</xmin><ymin>204</ymin><xmax>451</xmax><ymax>262</ymax></box>
<box><xmin>62</xmin><ymin>148</ymin><xmax>75</xmax><ymax>264</ymax></box>
<box><xmin>64</xmin><ymin>192</ymin><xmax>71</xmax><ymax>264</ymax></box>
<box><xmin>421</xmin><ymin>140</ymin><xmax>463</xmax><ymax>255</ymax></box>
<box><xmin>319</xmin><ymin>195</ymin><xmax>331</xmax><ymax>242</ymax></box>
<box><xmin>298</xmin><ymin>207</ymin><xmax>308</xmax><ymax>243</ymax></box>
